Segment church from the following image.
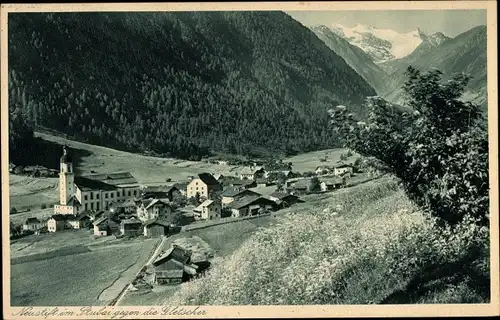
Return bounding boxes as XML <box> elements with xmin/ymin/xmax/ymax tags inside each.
<box><xmin>53</xmin><ymin>145</ymin><xmax>141</xmax><ymax>216</ymax></box>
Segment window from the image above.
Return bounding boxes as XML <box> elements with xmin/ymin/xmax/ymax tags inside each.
<box><xmin>111</xmin><ymin>193</ymin><xmax>114</xmax><ymax>198</ymax></box>
<box><xmin>90</xmin><ymin>203</ymin><xmax>94</xmax><ymax>210</ymax></box>
<box><xmin>85</xmin><ymin>204</ymin><xmax>88</xmax><ymax>210</ymax></box>
<box><xmin>105</xmin><ymin>193</ymin><xmax>108</xmax><ymax>199</ymax></box>
<box><xmin>90</xmin><ymin>193</ymin><xmax>94</xmax><ymax>200</ymax></box>
<box><xmin>97</xmin><ymin>203</ymin><xmax>100</xmax><ymax>210</ymax></box>
<box><xmin>96</xmin><ymin>193</ymin><xmax>100</xmax><ymax>199</ymax></box>
<box><xmin>128</xmin><ymin>191</ymin><xmax>131</xmax><ymax>197</ymax></box>
<box><xmin>84</xmin><ymin>195</ymin><xmax>88</xmax><ymax>201</ymax></box>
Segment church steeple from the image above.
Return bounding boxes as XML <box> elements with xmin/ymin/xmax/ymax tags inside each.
<box><xmin>60</xmin><ymin>145</ymin><xmax>73</xmax><ymax>164</ymax></box>
<box><xmin>59</xmin><ymin>145</ymin><xmax>74</xmax><ymax>205</ymax></box>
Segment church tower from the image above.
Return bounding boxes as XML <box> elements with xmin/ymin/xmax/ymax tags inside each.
<box><xmin>59</xmin><ymin>145</ymin><xmax>74</xmax><ymax>205</ymax></box>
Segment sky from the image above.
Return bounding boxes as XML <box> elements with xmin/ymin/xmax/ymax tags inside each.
<box><xmin>286</xmin><ymin>10</ymin><xmax>487</xmax><ymax>37</ymax></box>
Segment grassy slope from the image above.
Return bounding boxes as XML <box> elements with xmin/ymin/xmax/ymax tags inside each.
<box><xmin>165</xmin><ymin>177</ymin><xmax>490</xmax><ymax>305</ymax></box>
<box><xmin>11</xmin><ymin>236</ymin><xmax>157</xmax><ymax>306</ymax></box>
<box><xmin>119</xmin><ymin>216</ymin><xmax>277</xmax><ymax>305</ymax></box>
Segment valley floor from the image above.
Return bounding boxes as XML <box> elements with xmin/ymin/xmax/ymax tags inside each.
<box><xmin>10</xmin><ymin>230</ymin><xmax>158</xmax><ymax>306</ymax></box>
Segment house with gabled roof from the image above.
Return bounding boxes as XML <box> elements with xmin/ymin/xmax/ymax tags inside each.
<box><xmin>67</xmin><ymin>212</ymin><xmax>92</xmax><ymax>229</ymax></box>
<box><xmin>23</xmin><ymin>217</ymin><xmax>44</xmax><ymax>231</ymax></box>
<box><xmin>143</xmin><ymin>219</ymin><xmax>171</xmax><ymax>237</ymax></box>
<box><xmin>186</xmin><ymin>173</ymin><xmax>222</xmax><ymax>199</ymax></box>
<box><xmin>152</xmin><ymin>245</ymin><xmax>199</xmax><ymax>285</ymax></box>
<box><xmin>120</xmin><ymin>218</ymin><xmax>143</xmax><ymax>237</ymax></box>
<box><xmin>136</xmin><ymin>198</ymin><xmax>173</xmax><ymax>222</ymax></box>
<box><xmin>47</xmin><ymin>215</ymin><xmax>68</xmax><ymax>233</ymax></box>
<box><xmin>141</xmin><ymin>185</ymin><xmax>181</xmax><ymax>202</ymax></box>
<box><xmin>268</xmin><ymin>192</ymin><xmax>303</xmax><ymax>208</ymax></box>
<box><xmin>227</xmin><ymin>196</ymin><xmax>278</xmax><ymax>218</ymax></box>
<box><xmin>334</xmin><ymin>164</ymin><xmax>354</xmax><ymax>177</ymax></box>
<box><xmin>93</xmin><ymin>216</ymin><xmax>110</xmax><ymax>236</ymax></box>
<box><xmin>239</xmin><ymin>166</ymin><xmax>265</xmax><ymax>180</ymax></box>
<box><xmin>320</xmin><ymin>177</ymin><xmax>344</xmax><ymax>192</ymax></box>
<box><xmin>221</xmin><ymin>188</ymin><xmax>261</xmax><ymax>207</ymax></box>
<box><xmin>194</xmin><ymin>199</ymin><xmax>221</xmax><ymax>220</ymax></box>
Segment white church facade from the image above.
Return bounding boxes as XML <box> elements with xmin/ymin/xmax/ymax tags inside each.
<box><xmin>53</xmin><ymin>146</ymin><xmax>141</xmax><ymax>217</ymax></box>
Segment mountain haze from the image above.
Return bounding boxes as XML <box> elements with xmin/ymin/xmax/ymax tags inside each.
<box><xmin>8</xmin><ymin>12</ymin><xmax>376</xmax><ymax>160</ymax></box>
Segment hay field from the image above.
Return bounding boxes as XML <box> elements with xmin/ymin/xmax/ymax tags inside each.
<box><xmin>284</xmin><ymin>148</ymin><xmax>358</xmax><ymax>172</ymax></box>
<box><xmin>9</xmin><ymin>174</ymin><xmax>59</xmax><ymax>210</ymax></box>
<box><xmin>34</xmin><ymin>132</ymin><xmax>240</xmax><ymax>184</ymax></box>
<box><xmin>10</xmin><ymin>238</ymin><xmax>157</xmax><ymax>306</ymax></box>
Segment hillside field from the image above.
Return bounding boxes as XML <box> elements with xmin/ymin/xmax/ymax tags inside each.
<box><xmin>10</xmin><ymin>234</ymin><xmax>158</xmax><ymax>306</ymax></box>
<box><xmin>163</xmin><ymin>177</ymin><xmax>490</xmax><ymax>305</ymax></box>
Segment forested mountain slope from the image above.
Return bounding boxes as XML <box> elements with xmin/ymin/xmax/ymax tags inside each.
<box><xmin>8</xmin><ymin>12</ymin><xmax>376</xmax><ymax>160</ymax></box>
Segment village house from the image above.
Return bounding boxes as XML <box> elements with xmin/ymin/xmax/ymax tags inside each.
<box><xmin>120</xmin><ymin>218</ymin><xmax>143</xmax><ymax>237</ymax></box>
<box><xmin>143</xmin><ymin>219</ymin><xmax>171</xmax><ymax>238</ymax></box>
<box><xmin>54</xmin><ymin>146</ymin><xmax>141</xmax><ymax>218</ymax></box>
<box><xmin>136</xmin><ymin>198</ymin><xmax>173</xmax><ymax>222</ymax></box>
<box><xmin>152</xmin><ymin>245</ymin><xmax>199</xmax><ymax>285</ymax></box>
<box><xmin>213</xmin><ymin>173</ymin><xmax>225</xmax><ymax>181</ymax></box>
<box><xmin>194</xmin><ymin>199</ymin><xmax>222</xmax><ymax>220</ymax></box>
<box><xmin>141</xmin><ymin>185</ymin><xmax>181</xmax><ymax>202</ymax></box>
<box><xmin>109</xmin><ymin>199</ymin><xmax>137</xmax><ymax>214</ymax></box>
<box><xmin>93</xmin><ymin>216</ymin><xmax>111</xmax><ymax>236</ymax></box>
<box><xmin>47</xmin><ymin>215</ymin><xmax>68</xmax><ymax>233</ymax></box>
<box><xmin>288</xmin><ymin>179</ymin><xmax>310</xmax><ymax>195</ymax></box>
<box><xmin>334</xmin><ymin>164</ymin><xmax>354</xmax><ymax>177</ymax></box>
<box><xmin>227</xmin><ymin>196</ymin><xmax>278</xmax><ymax>218</ymax></box>
<box><xmin>186</xmin><ymin>173</ymin><xmax>222</xmax><ymax>199</ymax></box>
<box><xmin>320</xmin><ymin>178</ymin><xmax>344</xmax><ymax>192</ymax></box>
<box><xmin>67</xmin><ymin>212</ymin><xmax>92</xmax><ymax>229</ymax></box>
<box><xmin>315</xmin><ymin>166</ymin><xmax>332</xmax><ymax>175</ymax></box>
<box><xmin>239</xmin><ymin>166</ymin><xmax>265</xmax><ymax>180</ymax></box>
<box><xmin>23</xmin><ymin>217</ymin><xmax>45</xmax><ymax>231</ymax></box>
<box><xmin>256</xmin><ymin>178</ymin><xmax>272</xmax><ymax>187</ymax></box>
<box><xmin>268</xmin><ymin>192</ymin><xmax>303</xmax><ymax>208</ymax></box>
<box><xmin>223</xmin><ymin>178</ymin><xmax>257</xmax><ymax>190</ymax></box>
<box><xmin>221</xmin><ymin>188</ymin><xmax>261</xmax><ymax>207</ymax></box>
<box><xmin>173</xmin><ymin>182</ymin><xmax>189</xmax><ymax>196</ymax></box>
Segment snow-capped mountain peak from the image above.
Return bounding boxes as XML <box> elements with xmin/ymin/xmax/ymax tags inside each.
<box><xmin>330</xmin><ymin>23</ymin><xmax>427</xmax><ymax>63</ymax></box>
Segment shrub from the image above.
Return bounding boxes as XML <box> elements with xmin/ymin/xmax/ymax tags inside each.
<box><xmin>41</xmin><ymin>204</ymin><xmax>47</xmax><ymax>209</ymax></box>
<box><xmin>309</xmin><ymin>177</ymin><xmax>321</xmax><ymax>193</ymax></box>
<box><xmin>10</xmin><ymin>207</ymin><xmax>17</xmax><ymax>215</ymax></box>
<box><xmin>329</xmin><ymin>67</ymin><xmax>489</xmax><ymax>226</ymax></box>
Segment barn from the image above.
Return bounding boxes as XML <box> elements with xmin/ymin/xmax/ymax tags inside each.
<box><xmin>143</xmin><ymin>219</ymin><xmax>171</xmax><ymax>237</ymax></box>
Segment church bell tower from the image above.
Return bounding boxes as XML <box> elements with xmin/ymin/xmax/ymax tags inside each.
<box><xmin>59</xmin><ymin>145</ymin><xmax>74</xmax><ymax>205</ymax></box>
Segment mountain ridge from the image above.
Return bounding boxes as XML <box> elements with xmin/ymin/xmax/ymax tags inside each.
<box><xmin>310</xmin><ymin>24</ymin><xmax>387</xmax><ymax>94</ymax></box>
<box><xmin>8</xmin><ymin>11</ymin><xmax>376</xmax><ymax>160</ymax></box>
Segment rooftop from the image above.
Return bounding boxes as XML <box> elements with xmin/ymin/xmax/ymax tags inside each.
<box><xmin>269</xmin><ymin>192</ymin><xmax>296</xmax><ymax>200</ymax></box>
<box><xmin>197</xmin><ymin>173</ymin><xmax>221</xmax><ymax>187</ymax></box>
<box><xmin>144</xmin><ymin>218</ymin><xmax>171</xmax><ymax>228</ymax></box>
<box><xmin>25</xmin><ymin>217</ymin><xmax>41</xmax><ymax>224</ymax></box>
<box><xmin>79</xmin><ymin>172</ymin><xmax>139</xmax><ymax>188</ymax></box>
<box><xmin>221</xmin><ymin>188</ymin><xmax>260</xmax><ymax>198</ymax></box>
<box><xmin>227</xmin><ymin>195</ymin><xmax>269</xmax><ymax>209</ymax></box>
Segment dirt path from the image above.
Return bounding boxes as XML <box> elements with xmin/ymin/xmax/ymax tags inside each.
<box><xmin>112</xmin><ymin>236</ymin><xmax>166</xmax><ymax>306</ymax></box>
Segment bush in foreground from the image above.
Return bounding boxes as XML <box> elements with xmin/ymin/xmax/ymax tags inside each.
<box><xmin>330</xmin><ymin>67</ymin><xmax>489</xmax><ymax>226</ymax></box>
<box><xmin>165</xmin><ymin>179</ymin><xmax>489</xmax><ymax>305</ymax></box>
